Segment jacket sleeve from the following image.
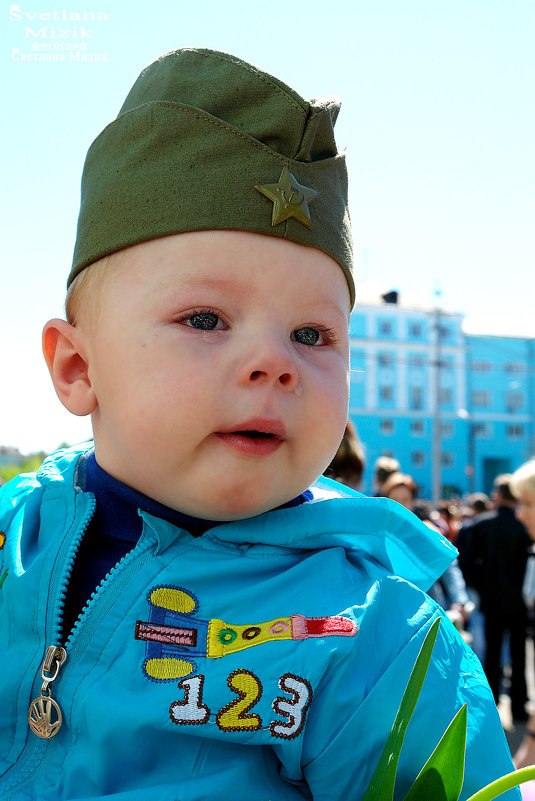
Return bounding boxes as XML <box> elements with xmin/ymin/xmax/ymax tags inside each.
<box><xmin>0</xmin><ymin>472</ymin><xmax>42</xmax><ymax>527</ymax></box>
<box><xmin>301</xmin><ymin>575</ymin><xmax>519</xmax><ymax>801</ymax></box>
<box><xmin>0</xmin><ymin>472</ymin><xmax>44</xmax><ymax>580</ymax></box>
<box><xmin>439</xmin><ymin>558</ymin><xmax>470</xmax><ymax>607</ymax></box>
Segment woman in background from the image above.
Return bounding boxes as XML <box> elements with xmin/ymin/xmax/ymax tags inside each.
<box><xmin>510</xmin><ymin>461</ymin><xmax>535</xmax><ymax>769</ymax></box>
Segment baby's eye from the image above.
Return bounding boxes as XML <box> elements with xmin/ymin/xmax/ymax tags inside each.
<box><xmin>292</xmin><ymin>326</ymin><xmax>337</xmax><ymax>347</ymax></box>
<box><xmin>182</xmin><ymin>311</ymin><xmax>225</xmax><ymax>331</ymax></box>
<box><xmin>293</xmin><ymin>327</ymin><xmax>321</xmax><ymax>346</ymax></box>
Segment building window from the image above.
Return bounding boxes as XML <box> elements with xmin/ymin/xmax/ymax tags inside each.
<box><xmin>505</xmin><ymin>363</ymin><xmax>524</xmax><ymax>375</ymax></box>
<box><xmin>411</xmin><ymin>451</ymin><xmax>425</xmax><ymax>467</ymax></box>
<box><xmin>439</xmin><ymin>388</ymin><xmax>452</xmax><ymax>405</ymax></box>
<box><xmin>440</xmin><ymin>421</ymin><xmax>453</xmax><ymax>437</ymax></box>
<box><xmin>411</xmin><ymin>420</ymin><xmax>424</xmax><ymax>435</ymax></box>
<box><xmin>380</xmin><ymin>419</ymin><xmax>394</xmax><ymax>434</ymax></box>
<box><xmin>473</xmin><ymin>423</ymin><xmax>492</xmax><ymax>438</ymax></box>
<box><xmin>412</xmin><ymin>451</ymin><xmax>425</xmax><ymax>467</ymax></box>
<box><xmin>506</xmin><ymin>392</ymin><xmax>524</xmax><ymax>412</ymax></box>
<box><xmin>409</xmin><ymin>323</ymin><xmax>423</xmax><ymax>338</ymax></box>
<box><xmin>471</xmin><ymin>391</ymin><xmax>491</xmax><ymax>408</ymax></box>
<box><xmin>378</xmin><ymin>353</ymin><xmax>393</xmax><ymax>367</ymax></box>
<box><xmin>438</xmin><ymin>325</ymin><xmax>451</xmax><ymax>340</ymax></box>
<box><xmin>409</xmin><ymin>356</ymin><xmax>425</xmax><ymax>368</ymax></box>
<box><xmin>471</xmin><ymin>361</ymin><xmax>491</xmax><ymax>373</ymax></box>
<box><xmin>507</xmin><ymin>425</ymin><xmax>524</xmax><ymax>438</ymax></box>
<box><xmin>379</xmin><ymin>319</ymin><xmax>393</xmax><ymax>336</ymax></box>
<box><xmin>380</xmin><ymin>385</ymin><xmax>393</xmax><ymax>401</ymax></box>
<box><xmin>441</xmin><ymin>452</ymin><xmax>454</xmax><ymax>467</ymax></box>
<box><xmin>410</xmin><ymin>386</ymin><xmax>423</xmax><ymax>410</ymax></box>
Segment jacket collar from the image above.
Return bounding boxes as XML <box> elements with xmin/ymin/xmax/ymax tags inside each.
<box><xmin>37</xmin><ymin>444</ymin><xmax>457</xmax><ymax>592</ymax></box>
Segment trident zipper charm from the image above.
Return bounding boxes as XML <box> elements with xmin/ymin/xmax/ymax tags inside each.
<box><xmin>28</xmin><ymin>645</ymin><xmax>67</xmax><ymax>738</ymax></box>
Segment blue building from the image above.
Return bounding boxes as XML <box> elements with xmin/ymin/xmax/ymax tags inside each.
<box><xmin>349</xmin><ymin>294</ymin><xmax>535</xmax><ymax>499</ymax></box>
<box><xmin>464</xmin><ymin>334</ymin><xmax>535</xmax><ymax>495</ymax></box>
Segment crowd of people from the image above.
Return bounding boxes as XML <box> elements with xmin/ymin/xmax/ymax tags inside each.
<box><xmin>325</xmin><ymin>421</ymin><xmax>535</xmax><ymax>769</ymax></box>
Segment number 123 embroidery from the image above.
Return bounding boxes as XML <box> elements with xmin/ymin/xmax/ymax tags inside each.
<box><xmin>170</xmin><ymin>668</ymin><xmax>312</xmax><ymax>740</ymax></box>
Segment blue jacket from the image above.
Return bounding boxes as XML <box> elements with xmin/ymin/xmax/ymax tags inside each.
<box><xmin>0</xmin><ymin>445</ymin><xmax>519</xmax><ymax>800</ymax></box>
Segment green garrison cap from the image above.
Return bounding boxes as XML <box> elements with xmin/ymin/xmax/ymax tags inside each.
<box><xmin>69</xmin><ymin>48</ymin><xmax>354</xmax><ymax>305</ymax></box>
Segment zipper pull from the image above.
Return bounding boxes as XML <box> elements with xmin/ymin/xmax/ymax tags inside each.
<box><xmin>28</xmin><ymin>645</ymin><xmax>67</xmax><ymax>739</ymax></box>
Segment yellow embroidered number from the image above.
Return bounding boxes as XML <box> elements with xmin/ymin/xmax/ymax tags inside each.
<box><xmin>216</xmin><ymin>669</ymin><xmax>263</xmax><ymax>732</ymax></box>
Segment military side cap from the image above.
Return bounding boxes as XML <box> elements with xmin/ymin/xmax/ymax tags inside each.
<box><xmin>69</xmin><ymin>48</ymin><xmax>354</xmax><ymax>305</ymax></box>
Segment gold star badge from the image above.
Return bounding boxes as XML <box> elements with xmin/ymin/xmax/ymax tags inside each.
<box><xmin>255</xmin><ymin>167</ymin><xmax>318</xmax><ymax>230</ymax></box>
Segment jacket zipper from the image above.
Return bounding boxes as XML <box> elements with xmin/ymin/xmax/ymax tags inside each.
<box><xmin>0</xmin><ymin>492</ymin><xmax>96</xmax><ymax>797</ymax></box>
<box><xmin>24</xmin><ymin>492</ymin><xmax>97</xmax><ymax>742</ymax></box>
<box><xmin>28</xmin><ymin>646</ymin><xmax>68</xmax><ymax>739</ymax></box>
<box><xmin>2</xmin><ymin>509</ymin><xmax>159</xmax><ymax>798</ymax></box>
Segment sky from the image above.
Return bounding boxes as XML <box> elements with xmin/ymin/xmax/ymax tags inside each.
<box><xmin>2</xmin><ymin>0</ymin><xmax>534</xmax><ymax>454</ymax></box>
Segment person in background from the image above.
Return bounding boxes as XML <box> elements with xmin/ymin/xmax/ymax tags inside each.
<box><xmin>381</xmin><ymin>471</ymin><xmax>415</xmax><ymax>508</ymax></box>
<box><xmin>455</xmin><ymin>496</ymin><xmax>490</xmax><ymax>664</ymax></box>
<box><xmin>414</xmin><ymin>501</ymin><xmax>472</xmax><ymax>633</ymax></box>
<box><xmin>458</xmin><ymin>474</ymin><xmax>531</xmax><ymax>722</ymax></box>
<box><xmin>509</xmin><ymin>461</ymin><xmax>535</xmax><ymax>768</ymax></box>
<box><xmin>470</xmin><ymin>492</ymin><xmax>492</xmax><ymax>516</ymax></box>
<box><xmin>323</xmin><ymin>419</ymin><xmax>365</xmax><ymax>491</ymax></box>
<box><xmin>373</xmin><ymin>455</ymin><xmax>400</xmax><ymax>496</ymax></box>
<box><xmin>382</xmin><ymin>475</ymin><xmax>472</xmax><ymax>631</ymax></box>
<box><xmin>437</xmin><ymin>502</ymin><xmax>461</xmax><ymax>544</ymax></box>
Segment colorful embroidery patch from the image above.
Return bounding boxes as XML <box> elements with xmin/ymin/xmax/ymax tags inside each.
<box><xmin>135</xmin><ymin>584</ymin><xmax>358</xmax><ymax>681</ymax></box>
<box><xmin>0</xmin><ymin>568</ymin><xmax>7</xmax><ymax>590</ymax></box>
<box><xmin>168</xmin><ymin>670</ymin><xmax>313</xmax><ymax>740</ymax></box>
<box><xmin>0</xmin><ymin>531</ymin><xmax>6</xmax><ymax>550</ymax></box>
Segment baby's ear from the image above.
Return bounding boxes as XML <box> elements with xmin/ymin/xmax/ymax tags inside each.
<box><xmin>42</xmin><ymin>319</ymin><xmax>97</xmax><ymax>416</ymax></box>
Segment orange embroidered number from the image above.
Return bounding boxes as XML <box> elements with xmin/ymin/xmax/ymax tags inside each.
<box><xmin>216</xmin><ymin>669</ymin><xmax>263</xmax><ymax>732</ymax></box>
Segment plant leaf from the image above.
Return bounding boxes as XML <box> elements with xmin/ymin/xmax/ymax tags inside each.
<box><xmin>361</xmin><ymin>616</ymin><xmax>441</xmax><ymax>801</ymax></box>
<box><xmin>401</xmin><ymin>703</ymin><xmax>467</xmax><ymax>801</ymax></box>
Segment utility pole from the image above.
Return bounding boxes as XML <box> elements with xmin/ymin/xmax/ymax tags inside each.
<box><xmin>432</xmin><ymin>294</ymin><xmax>442</xmax><ymax>506</ymax></box>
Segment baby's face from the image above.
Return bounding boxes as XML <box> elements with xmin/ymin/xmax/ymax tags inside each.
<box><xmin>83</xmin><ymin>231</ymin><xmax>350</xmax><ymax>520</ymax></box>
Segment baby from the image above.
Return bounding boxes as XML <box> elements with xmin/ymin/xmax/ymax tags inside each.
<box><xmin>0</xmin><ymin>48</ymin><xmax>519</xmax><ymax>800</ymax></box>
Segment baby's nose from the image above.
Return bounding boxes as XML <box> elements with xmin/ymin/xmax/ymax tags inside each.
<box><xmin>238</xmin><ymin>337</ymin><xmax>300</xmax><ymax>392</ymax></box>
<box><xmin>249</xmin><ymin>368</ymin><xmax>296</xmax><ymax>389</ymax></box>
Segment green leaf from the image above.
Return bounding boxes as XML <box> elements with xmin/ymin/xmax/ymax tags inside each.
<box><xmin>401</xmin><ymin>703</ymin><xmax>467</xmax><ymax>801</ymax></box>
<box><xmin>362</xmin><ymin>616</ymin><xmax>441</xmax><ymax>801</ymax></box>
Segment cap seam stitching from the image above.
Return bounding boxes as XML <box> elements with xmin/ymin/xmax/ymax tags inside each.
<box><xmin>116</xmin><ymin>101</ymin><xmax>294</xmax><ymax>167</ymax></box>
<box><xmin>109</xmin><ymin>101</ymin><xmax>343</xmax><ymax>170</ymax></box>
<box><xmin>191</xmin><ymin>49</ymin><xmax>307</xmax><ymax>117</ymax></box>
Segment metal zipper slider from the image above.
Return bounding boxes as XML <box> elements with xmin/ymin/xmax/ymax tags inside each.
<box><xmin>28</xmin><ymin>645</ymin><xmax>67</xmax><ymax>739</ymax></box>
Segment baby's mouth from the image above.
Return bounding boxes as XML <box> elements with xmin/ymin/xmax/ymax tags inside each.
<box><xmin>215</xmin><ymin>422</ymin><xmax>285</xmax><ymax>455</ymax></box>
<box><xmin>233</xmin><ymin>430</ymin><xmax>277</xmax><ymax>439</ymax></box>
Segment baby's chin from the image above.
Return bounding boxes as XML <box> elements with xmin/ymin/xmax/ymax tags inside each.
<box><xmin>187</xmin><ymin>500</ymin><xmax>291</xmax><ymax>523</ymax></box>
<box><xmin>174</xmin><ymin>490</ymin><xmax>305</xmax><ymax>523</ymax></box>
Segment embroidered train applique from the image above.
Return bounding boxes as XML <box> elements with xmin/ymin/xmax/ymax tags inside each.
<box><xmin>135</xmin><ymin>584</ymin><xmax>357</xmax><ymax>682</ymax></box>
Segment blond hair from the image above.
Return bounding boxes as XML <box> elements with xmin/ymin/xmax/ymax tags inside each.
<box><xmin>510</xmin><ymin>460</ymin><xmax>535</xmax><ymax>499</ymax></box>
<box><xmin>65</xmin><ymin>253</ymin><xmax>118</xmax><ymax>329</ymax></box>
